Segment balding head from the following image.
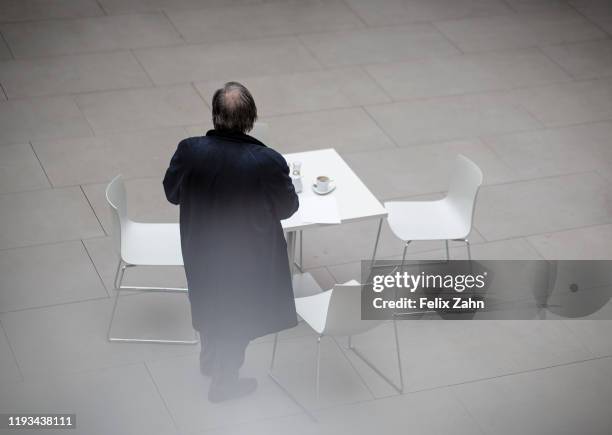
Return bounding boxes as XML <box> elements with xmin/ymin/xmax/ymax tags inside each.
<box><xmin>212</xmin><ymin>82</ymin><xmax>257</xmax><ymax>133</ymax></box>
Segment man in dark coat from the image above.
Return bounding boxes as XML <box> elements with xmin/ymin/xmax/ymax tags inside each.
<box><xmin>163</xmin><ymin>82</ymin><xmax>299</xmax><ymax>402</ymax></box>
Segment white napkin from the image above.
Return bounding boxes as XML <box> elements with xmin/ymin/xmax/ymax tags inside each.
<box><xmin>299</xmin><ymin>195</ymin><xmax>341</xmax><ymax>224</ymax></box>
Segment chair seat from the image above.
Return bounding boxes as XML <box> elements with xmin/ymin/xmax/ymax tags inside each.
<box><xmin>295</xmin><ymin>279</ymin><xmax>360</xmax><ymax>335</ymax></box>
<box><xmin>295</xmin><ymin>290</ymin><xmax>332</xmax><ymax>335</ymax></box>
<box><xmin>385</xmin><ymin>199</ymin><xmax>469</xmax><ymax>242</ymax></box>
<box><xmin>122</xmin><ymin>222</ymin><xmax>183</xmax><ymax>266</ymax></box>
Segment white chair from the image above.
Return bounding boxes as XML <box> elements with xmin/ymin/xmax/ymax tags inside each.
<box><xmin>105</xmin><ymin>175</ymin><xmax>198</xmax><ymax>344</ymax></box>
<box><xmin>385</xmin><ymin>154</ymin><xmax>483</xmax><ymax>266</ymax></box>
<box><xmin>269</xmin><ymin>281</ymin><xmax>403</xmax><ymax>401</ymax></box>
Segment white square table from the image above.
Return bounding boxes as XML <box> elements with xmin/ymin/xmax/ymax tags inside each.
<box><xmin>280</xmin><ymin>148</ymin><xmax>387</xmax><ymax>296</ymax></box>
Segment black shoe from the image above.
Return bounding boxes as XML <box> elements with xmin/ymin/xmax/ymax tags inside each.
<box><xmin>208</xmin><ymin>378</ymin><xmax>258</xmax><ymax>403</ymax></box>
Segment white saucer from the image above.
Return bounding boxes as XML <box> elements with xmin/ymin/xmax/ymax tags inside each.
<box><xmin>312</xmin><ymin>183</ymin><xmax>336</xmax><ymax>195</ymax></box>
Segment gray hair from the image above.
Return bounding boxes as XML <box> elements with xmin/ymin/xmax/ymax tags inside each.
<box><xmin>212</xmin><ymin>82</ymin><xmax>257</xmax><ymax>133</ymax></box>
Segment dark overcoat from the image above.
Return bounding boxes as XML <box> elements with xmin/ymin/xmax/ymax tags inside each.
<box><xmin>163</xmin><ymin>129</ymin><xmax>299</xmax><ymax>340</ymax></box>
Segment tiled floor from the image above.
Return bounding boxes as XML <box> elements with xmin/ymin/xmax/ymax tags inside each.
<box><xmin>0</xmin><ymin>1</ymin><xmax>611</xmax><ymax>434</ymax></box>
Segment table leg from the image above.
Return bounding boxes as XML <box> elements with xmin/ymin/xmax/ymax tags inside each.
<box><xmin>370</xmin><ymin>218</ymin><xmax>383</xmax><ymax>267</ymax></box>
<box><xmin>286</xmin><ymin>231</ymin><xmax>296</xmax><ymax>276</ymax></box>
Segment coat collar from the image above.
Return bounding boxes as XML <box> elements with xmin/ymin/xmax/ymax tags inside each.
<box><xmin>206</xmin><ymin>129</ymin><xmax>266</xmax><ymax>147</ymax></box>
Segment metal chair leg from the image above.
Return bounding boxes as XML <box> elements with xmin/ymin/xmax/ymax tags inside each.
<box><xmin>464</xmin><ymin>238</ymin><xmax>472</xmax><ymax>261</ymax></box>
<box><xmin>293</xmin><ymin>230</ymin><xmax>304</xmax><ymax>272</ymax></box>
<box><xmin>270</xmin><ymin>333</ymin><xmax>279</xmax><ymax>371</ymax></box>
<box><xmin>315</xmin><ymin>335</ymin><xmax>322</xmax><ymax>400</ymax></box>
<box><xmin>368</xmin><ymin>218</ymin><xmax>384</xmax><ymax>274</ymax></box>
<box><xmin>393</xmin><ymin>319</ymin><xmax>404</xmax><ymax>393</ymax></box>
<box><xmin>267</xmin><ymin>334</ymin><xmax>318</xmax><ymax>421</ymax></box>
<box><xmin>107</xmin><ymin>261</ymin><xmax>198</xmax><ymax>345</ymax></box>
<box><xmin>347</xmin><ymin>328</ymin><xmax>404</xmax><ymax>394</ymax></box>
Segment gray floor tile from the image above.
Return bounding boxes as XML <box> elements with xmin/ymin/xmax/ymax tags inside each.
<box><xmin>82</xmin><ymin>177</ymin><xmax>178</xmax><ymax>235</ymax></box>
<box><xmin>0</xmin><ymin>0</ymin><xmax>103</xmax><ymax>22</ymax></box>
<box><xmin>407</xmin><ymin>237</ymin><xmax>545</xmax><ymax>260</ymax></box>
<box><xmin>505</xmin><ymin>78</ymin><xmax>612</xmax><ymax>127</ymax></box>
<box><xmin>347</xmin><ymin>320</ymin><xmax>593</xmax><ymax>393</ymax></box>
<box><xmin>0</xmin><ymin>363</ymin><xmax>179</xmax><ymax>435</ymax></box>
<box><xmin>0</xmin><ymin>321</ymin><xmax>21</xmax><ymax>384</ymax></box>
<box><xmin>343</xmin><ymin>139</ymin><xmax>519</xmax><ymax>200</ymax></box>
<box><xmin>299</xmin><ymin>24</ymin><xmax>460</xmax><ymax>67</ymax></box>
<box><xmin>32</xmin><ymin>127</ymin><xmax>185</xmax><ymax>187</ymax></box>
<box><xmin>541</xmin><ymin>40</ymin><xmax>612</xmax><ymax>79</ymax></box>
<box><xmin>0</xmin><ymin>187</ymin><xmax>103</xmax><ymax>250</ymax></box>
<box><xmin>1</xmin><ymin>13</ymin><xmax>183</xmax><ymax>58</ymax></box>
<box><xmin>0</xmin><ymin>96</ymin><xmax>92</xmax><ymax>145</ymax></box>
<box><xmin>563</xmin><ymin>320</ymin><xmax>612</xmax><ymax>357</ymax></box>
<box><xmin>196</xmin><ymin>68</ymin><xmax>390</xmax><ymax>117</ymax></box>
<box><xmin>527</xmin><ymin>224</ymin><xmax>612</xmax><ymax>260</ymax></box>
<box><xmin>166</xmin><ymin>0</ymin><xmax>364</xmax><ymax>44</ymax></box>
<box><xmin>300</xmin><ymin>219</ymin><xmax>406</xmax><ymax>269</ymax></box>
<box><xmin>201</xmin><ymin>414</ymin><xmax>315</xmax><ymax>435</ymax></box>
<box><xmin>75</xmin><ymin>85</ymin><xmax>209</xmax><ymax>134</ymax></box>
<box><xmin>264</xmin><ymin>336</ymin><xmax>375</xmax><ymax>410</ymax></box>
<box><xmin>474</xmin><ymin>172</ymin><xmax>612</xmax><ymax>241</ymax></box>
<box><xmin>261</xmin><ymin>108</ymin><xmax>396</xmax><ymax>154</ymax></box>
<box><xmin>134</xmin><ymin>37</ymin><xmax>321</xmax><ymax>86</ymax></box>
<box><xmin>99</xmin><ymin>0</ymin><xmax>262</xmax><ymax>14</ymax></box>
<box><xmin>147</xmin><ymin>343</ymin><xmax>305</xmax><ymax>433</ymax></box>
<box><xmin>366</xmin><ymin>48</ymin><xmax>571</xmax><ymax>101</ymax></box>
<box><xmin>83</xmin><ymin>236</ymin><xmax>187</xmax><ymax>291</ymax></box>
<box><xmin>0</xmin><ymin>241</ymin><xmax>107</xmax><ymax>313</ymax></box>
<box><xmin>365</xmin><ymin>93</ymin><xmax>542</xmax><ymax>147</ymax></box>
<box><xmin>311</xmin><ymin>388</ymin><xmax>483</xmax><ymax>435</ymax></box>
<box><xmin>435</xmin><ymin>10</ymin><xmax>606</xmax><ymax>53</ymax></box>
<box><xmin>483</xmin><ymin>121</ymin><xmax>612</xmax><ymax>179</ymax></box>
<box><xmin>0</xmin><ymin>296</ymin><xmax>198</xmax><ymax>378</ymax></box>
<box><xmin>345</xmin><ymin>0</ymin><xmax>511</xmax><ymax>27</ymax></box>
<box><xmin>0</xmin><ymin>143</ymin><xmax>50</xmax><ymax>194</ymax></box>
<box><xmin>451</xmin><ymin>358</ymin><xmax>612</xmax><ymax>435</ymax></box>
<box><xmin>0</xmin><ymin>51</ymin><xmax>152</xmax><ymax>98</ymax></box>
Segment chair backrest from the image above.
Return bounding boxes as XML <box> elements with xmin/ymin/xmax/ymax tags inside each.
<box><xmin>105</xmin><ymin>175</ymin><xmax>128</xmax><ymax>255</ymax></box>
<box><xmin>445</xmin><ymin>155</ymin><xmax>483</xmax><ymax>236</ymax></box>
<box><xmin>323</xmin><ymin>282</ymin><xmax>384</xmax><ymax>337</ymax></box>
<box><xmin>250</xmin><ymin>122</ymin><xmax>269</xmax><ymax>144</ymax></box>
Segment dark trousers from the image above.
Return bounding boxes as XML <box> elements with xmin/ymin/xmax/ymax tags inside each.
<box><xmin>200</xmin><ymin>334</ymin><xmax>250</xmax><ymax>388</ymax></box>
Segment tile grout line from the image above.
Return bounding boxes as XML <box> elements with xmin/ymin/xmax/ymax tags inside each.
<box><xmin>0</xmin><ymin>29</ymin><xmax>15</xmax><ymax>60</ymax></box>
<box><xmin>339</xmin><ymin>0</ymin><xmax>370</xmax><ymax>28</ymax></box>
<box><xmin>0</xmin><ymin>295</ymin><xmax>111</xmax><ymax>315</ymax></box>
<box><xmin>359</xmin><ymin>104</ymin><xmax>401</xmax><ymax>149</ymax></box>
<box><xmin>449</xmin><ymin>388</ymin><xmax>489</xmax><ymax>435</ymax></box>
<box><xmin>567</xmin><ymin>3</ymin><xmax>612</xmax><ymax>39</ymax></box>
<box><xmin>534</xmin><ymin>45</ymin><xmax>582</xmax><ymax>81</ymax></box>
<box><xmin>161</xmin><ymin>9</ymin><xmax>186</xmax><ymax>42</ymax></box>
<box><xmin>80</xmin><ymin>239</ymin><xmax>111</xmax><ymax>297</ymax></box>
<box><xmin>359</xmin><ymin>65</ymin><xmax>394</xmax><ymax>101</ymax></box>
<box><xmin>28</xmin><ymin>141</ymin><xmax>53</xmax><ymax>188</ymax></box>
<box><xmin>79</xmin><ymin>184</ymin><xmax>108</xmax><ymax>236</ymax></box>
<box><xmin>129</xmin><ymin>48</ymin><xmax>157</xmax><ymax>88</ymax></box>
<box><xmin>407</xmin><ymin>354</ymin><xmax>612</xmax><ymax>396</ymax></box>
<box><xmin>144</xmin><ymin>362</ymin><xmax>182</xmax><ymax>435</ymax></box>
<box><xmin>93</xmin><ymin>0</ymin><xmax>108</xmax><ymax>16</ymax></box>
<box><xmin>0</xmin><ymin>82</ymin><xmax>8</xmax><ymax>100</ymax></box>
<box><xmin>190</xmin><ymin>81</ymin><xmax>210</xmax><ymax>109</ymax></box>
<box><xmin>0</xmin><ymin>318</ymin><xmax>25</xmax><ymax>382</ymax></box>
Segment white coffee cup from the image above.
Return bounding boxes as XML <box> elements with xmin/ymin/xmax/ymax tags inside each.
<box><xmin>316</xmin><ymin>175</ymin><xmax>331</xmax><ymax>192</ymax></box>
